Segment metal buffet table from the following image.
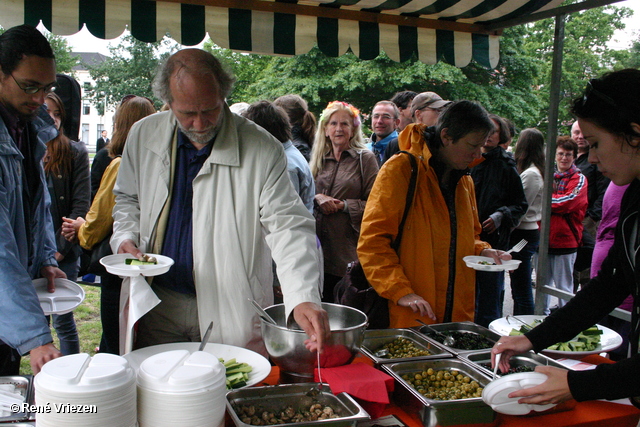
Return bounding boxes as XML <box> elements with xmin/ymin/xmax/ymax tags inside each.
<box><xmin>236</xmin><ymin>354</ymin><xmax>640</xmax><ymax>427</ymax></box>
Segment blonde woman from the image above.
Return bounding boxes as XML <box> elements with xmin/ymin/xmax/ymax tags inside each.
<box><xmin>310</xmin><ymin>101</ymin><xmax>379</xmax><ymax>302</ymax></box>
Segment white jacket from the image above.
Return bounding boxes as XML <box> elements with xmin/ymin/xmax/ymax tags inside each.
<box><xmin>112</xmin><ymin>106</ymin><xmax>321</xmax><ymax>354</ymax></box>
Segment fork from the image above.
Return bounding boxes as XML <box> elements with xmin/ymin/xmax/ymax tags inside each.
<box><xmin>505</xmin><ymin>239</ymin><xmax>527</xmax><ymax>254</ymax></box>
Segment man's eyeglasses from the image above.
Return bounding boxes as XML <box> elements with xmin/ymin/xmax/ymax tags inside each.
<box><xmin>11</xmin><ymin>74</ymin><xmax>57</xmax><ymax>95</ymax></box>
<box><xmin>556</xmin><ymin>152</ymin><xmax>574</xmax><ymax>158</ymax></box>
<box><xmin>371</xmin><ymin>114</ymin><xmax>394</xmax><ymax>120</ymax></box>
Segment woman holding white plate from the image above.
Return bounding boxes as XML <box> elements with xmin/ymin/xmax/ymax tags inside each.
<box><xmin>492</xmin><ymin>68</ymin><xmax>640</xmax><ymax>410</ymax></box>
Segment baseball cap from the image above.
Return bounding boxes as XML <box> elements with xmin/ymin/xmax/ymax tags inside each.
<box><xmin>410</xmin><ymin>92</ymin><xmax>451</xmax><ymax>117</ymax></box>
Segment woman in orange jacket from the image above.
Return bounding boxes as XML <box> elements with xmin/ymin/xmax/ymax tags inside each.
<box><xmin>357</xmin><ymin>100</ymin><xmax>511</xmax><ymax>328</ymax></box>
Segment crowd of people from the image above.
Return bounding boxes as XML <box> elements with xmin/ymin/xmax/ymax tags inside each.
<box><xmin>1</xmin><ymin>22</ymin><xmax>640</xmax><ymax>413</ymax></box>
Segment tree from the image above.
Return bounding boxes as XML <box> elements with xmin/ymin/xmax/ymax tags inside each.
<box><xmin>85</xmin><ymin>33</ymin><xmax>177</xmax><ymax>114</ymax></box>
<box><xmin>46</xmin><ymin>33</ymin><xmax>79</xmax><ymax>74</ymax></box>
<box><xmin>181</xmin><ymin>1</ymin><xmax>631</xmax><ymax>136</ymax></box>
<box><xmin>522</xmin><ymin>2</ymin><xmax>632</xmax><ymax>126</ymax></box>
<box><xmin>204</xmin><ymin>26</ymin><xmax>546</xmax><ymax>134</ymax></box>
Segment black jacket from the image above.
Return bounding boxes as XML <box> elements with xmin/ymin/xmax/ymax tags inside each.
<box><xmin>526</xmin><ymin>179</ymin><xmax>640</xmax><ymax>404</ymax></box>
<box><xmin>470</xmin><ymin>146</ymin><xmax>528</xmax><ymax>250</ymax></box>
<box><xmin>46</xmin><ymin>140</ymin><xmax>91</xmax><ymax>259</ymax></box>
<box><xmin>575</xmin><ymin>152</ymin><xmax>610</xmax><ymax>222</ymax></box>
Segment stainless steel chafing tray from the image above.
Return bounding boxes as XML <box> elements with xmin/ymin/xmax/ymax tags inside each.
<box><xmin>226</xmin><ymin>383</ymin><xmax>370</xmax><ymax>427</ymax></box>
<box><xmin>413</xmin><ymin>321</ymin><xmax>501</xmax><ymax>355</ymax></box>
<box><xmin>459</xmin><ymin>350</ymin><xmax>568</xmax><ymax>378</ymax></box>
<box><xmin>361</xmin><ymin>329</ymin><xmax>453</xmax><ymax>365</ymax></box>
<box><xmin>381</xmin><ymin>359</ymin><xmax>495</xmax><ymax>427</ymax></box>
<box><xmin>0</xmin><ymin>375</ymin><xmax>32</xmax><ymax>424</ymax></box>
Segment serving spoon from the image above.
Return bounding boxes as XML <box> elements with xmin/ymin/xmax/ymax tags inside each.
<box><xmin>416</xmin><ymin>319</ymin><xmax>456</xmax><ymax>347</ymax></box>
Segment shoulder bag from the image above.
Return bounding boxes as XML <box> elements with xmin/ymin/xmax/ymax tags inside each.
<box><xmin>334</xmin><ymin>151</ymin><xmax>418</xmax><ymax>329</ymax></box>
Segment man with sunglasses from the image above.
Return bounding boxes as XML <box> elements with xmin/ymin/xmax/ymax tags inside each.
<box><xmin>0</xmin><ymin>25</ymin><xmax>64</xmax><ymax>375</ymax></box>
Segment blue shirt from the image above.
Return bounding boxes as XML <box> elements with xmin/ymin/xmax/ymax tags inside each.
<box><xmin>366</xmin><ymin>130</ymin><xmax>398</xmax><ymax>165</ymax></box>
<box><xmin>283</xmin><ymin>140</ymin><xmax>315</xmax><ymax>213</ymax></box>
<box><xmin>154</xmin><ymin>130</ymin><xmax>213</xmax><ymax>294</ymax></box>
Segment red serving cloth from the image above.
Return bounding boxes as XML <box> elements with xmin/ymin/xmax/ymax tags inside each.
<box><xmin>314</xmin><ymin>363</ymin><xmax>394</xmax><ymax>419</ymax></box>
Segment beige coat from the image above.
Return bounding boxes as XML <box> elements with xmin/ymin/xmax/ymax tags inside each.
<box><xmin>112</xmin><ymin>106</ymin><xmax>322</xmax><ymax>354</ymax></box>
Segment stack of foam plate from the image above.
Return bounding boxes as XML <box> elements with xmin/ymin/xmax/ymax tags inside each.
<box><xmin>136</xmin><ymin>349</ymin><xmax>227</xmax><ymax>427</ymax></box>
<box><xmin>482</xmin><ymin>372</ymin><xmax>557</xmax><ymax>415</ymax></box>
<box><xmin>34</xmin><ymin>353</ymin><xmax>137</xmax><ymax>427</ymax></box>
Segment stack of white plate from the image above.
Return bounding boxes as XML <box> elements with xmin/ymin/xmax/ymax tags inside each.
<box><xmin>136</xmin><ymin>349</ymin><xmax>227</xmax><ymax>427</ymax></box>
<box><xmin>34</xmin><ymin>353</ymin><xmax>137</xmax><ymax>427</ymax></box>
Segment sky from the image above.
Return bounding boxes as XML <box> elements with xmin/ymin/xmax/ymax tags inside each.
<box><xmin>65</xmin><ymin>0</ymin><xmax>639</xmax><ymax>54</ymax></box>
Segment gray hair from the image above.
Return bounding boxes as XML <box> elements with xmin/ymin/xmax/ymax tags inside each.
<box><xmin>152</xmin><ymin>49</ymin><xmax>235</xmax><ymax>104</ymax></box>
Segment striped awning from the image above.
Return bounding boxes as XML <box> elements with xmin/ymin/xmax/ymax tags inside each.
<box><xmin>0</xmin><ymin>0</ymin><xmax>566</xmax><ymax>68</ymax></box>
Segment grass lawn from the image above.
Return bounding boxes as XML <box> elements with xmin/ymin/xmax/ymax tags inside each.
<box><xmin>20</xmin><ymin>283</ymin><xmax>103</xmax><ymax>375</ymax></box>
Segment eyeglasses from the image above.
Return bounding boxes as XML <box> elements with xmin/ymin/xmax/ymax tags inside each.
<box><xmin>11</xmin><ymin>74</ymin><xmax>56</xmax><ymax>95</ymax></box>
<box><xmin>556</xmin><ymin>152</ymin><xmax>574</xmax><ymax>158</ymax></box>
<box><xmin>371</xmin><ymin>114</ymin><xmax>395</xmax><ymax>120</ymax></box>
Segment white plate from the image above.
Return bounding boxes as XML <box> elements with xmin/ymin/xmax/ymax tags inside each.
<box><xmin>463</xmin><ymin>256</ymin><xmax>521</xmax><ymax>272</ymax></box>
<box><xmin>488</xmin><ymin>315</ymin><xmax>623</xmax><ymax>358</ymax></box>
<box><xmin>482</xmin><ymin>372</ymin><xmax>556</xmax><ymax>415</ymax></box>
<box><xmin>32</xmin><ymin>278</ymin><xmax>85</xmax><ymax>315</ymax></box>
<box><xmin>100</xmin><ymin>253</ymin><xmax>174</xmax><ymax>277</ymax></box>
<box><xmin>124</xmin><ymin>342</ymin><xmax>271</xmax><ymax>388</ymax></box>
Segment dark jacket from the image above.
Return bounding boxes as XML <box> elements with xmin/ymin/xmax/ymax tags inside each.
<box><xmin>46</xmin><ymin>139</ymin><xmax>91</xmax><ymax>259</ymax></box>
<box><xmin>470</xmin><ymin>146</ymin><xmax>528</xmax><ymax>250</ymax></box>
<box><xmin>575</xmin><ymin>152</ymin><xmax>610</xmax><ymax>222</ymax></box>
<box><xmin>526</xmin><ymin>179</ymin><xmax>640</xmax><ymax>404</ymax></box>
<box><xmin>291</xmin><ymin>126</ymin><xmax>311</xmax><ymax>161</ymax></box>
<box><xmin>90</xmin><ymin>147</ymin><xmax>113</xmax><ymax>201</ymax></box>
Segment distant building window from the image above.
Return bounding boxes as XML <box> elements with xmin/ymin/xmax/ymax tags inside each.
<box><xmin>83</xmin><ymin>102</ymin><xmax>90</xmax><ymax>115</ymax></box>
<box><xmin>83</xmin><ymin>82</ymin><xmax>91</xmax><ymax>90</ymax></box>
<box><xmin>81</xmin><ymin>124</ymin><xmax>90</xmax><ymax>145</ymax></box>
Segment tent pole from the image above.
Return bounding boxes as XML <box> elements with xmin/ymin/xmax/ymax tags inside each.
<box><xmin>534</xmin><ymin>13</ymin><xmax>566</xmax><ymax>315</ymax></box>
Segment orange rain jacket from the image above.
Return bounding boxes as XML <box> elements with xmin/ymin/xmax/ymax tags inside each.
<box><xmin>357</xmin><ymin>124</ymin><xmax>490</xmax><ymax>328</ymax></box>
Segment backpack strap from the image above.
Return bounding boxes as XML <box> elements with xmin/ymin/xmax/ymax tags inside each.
<box><xmin>391</xmin><ymin>151</ymin><xmax>418</xmax><ymax>252</ymax></box>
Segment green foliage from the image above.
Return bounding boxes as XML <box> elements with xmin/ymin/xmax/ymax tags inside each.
<box><xmin>615</xmin><ymin>33</ymin><xmax>640</xmax><ymax>69</ymax></box>
<box><xmin>46</xmin><ymin>33</ymin><xmax>80</xmax><ymax>74</ymax></box>
<box><xmin>523</xmin><ymin>2</ymin><xmax>632</xmax><ymax>126</ymax></box>
<box><xmin>85</xmin><ymin>34</ymin><xmax>178</xmax><ymax>114</ymax></box>
<box><xmin>205</xmin><ymin>27</ymin><xmax>545</xmax><ymax>134</ymax></box>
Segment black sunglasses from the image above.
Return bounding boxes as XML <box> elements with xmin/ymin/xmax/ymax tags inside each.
<box><xmin>582</xmin><ymin>79</ymin><xmax>618</xmax><ymax>109</ymax></box>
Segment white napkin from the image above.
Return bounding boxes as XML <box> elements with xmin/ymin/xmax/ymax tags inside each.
<box><xmin>119</xmin><ymin>275</ymin><xmax>161</xmax><ymax>354</ymax></box>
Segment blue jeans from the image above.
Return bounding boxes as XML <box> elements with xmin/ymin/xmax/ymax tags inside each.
<box><xmin>475</xmin><ymin>270</ymin><xmax>505</xmax><ymax>327</ymax></box>
<box><xmin>49</xmin><ymin>256</ymin><xmax>80</xmax><ymax>355</ymax></box>
<box><xmin>508</xmin><ymin>229</ymin><xmax>539</xmax><ymax>315</ymax></box>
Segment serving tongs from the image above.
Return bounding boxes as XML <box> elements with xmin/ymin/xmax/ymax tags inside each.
<box><xmin>249</xmin><ymin>298</ymin><xmax>277</xmax><ymax>325</ymax></box>
<box><xmin>416</xmin><ymin>319</ymin><xmax>456</xmax><ymax>347</ymax></box>
<box><xmin>506</xmin><ymin>315</ymin><xmax>533</xmax><ymax>332</ymax></box>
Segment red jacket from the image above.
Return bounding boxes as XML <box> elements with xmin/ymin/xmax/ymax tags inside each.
<box><xmin>549</xmin><ymin>167</ymin><xmax>588</xmax><ymax>250</ymax></box>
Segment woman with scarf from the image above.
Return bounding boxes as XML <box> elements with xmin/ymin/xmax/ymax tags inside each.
<box><xmin>541</xmin><ymin>136</ymin><xmax>588</xmax><ymax>314</ymax></box>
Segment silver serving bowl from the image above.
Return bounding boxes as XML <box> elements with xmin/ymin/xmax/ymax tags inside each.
<box><xmin>261</xmin><ymin>303</ymin><xmax>367</xmax><ymax>381</ymax></box>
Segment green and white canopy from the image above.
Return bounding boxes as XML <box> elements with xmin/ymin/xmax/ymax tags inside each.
<box><xmin>0</xmin><ymin>0</ymin><xmax>573</xmax><ymax>68</ymax></box>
